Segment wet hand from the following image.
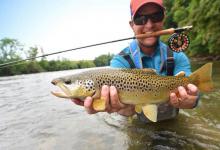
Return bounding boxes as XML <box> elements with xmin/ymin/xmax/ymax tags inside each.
<box><xmin>71</xmin><ymin>97</ymin><xmax>98</xmax><ymax>114</ymax></box>
<box><xmin>107</xmin><ymin>86</ymin><xmax>135</xmax><ymax>116</ymax></box>
<box><xmin>71</xmin><ymin>85</ymin><xmax>135</xmax><ymax>116</ymax></box>
<box><xmin>169</xmin><ymin>84</ymin><xmax>199</xmax><ymax>109</ymax></box>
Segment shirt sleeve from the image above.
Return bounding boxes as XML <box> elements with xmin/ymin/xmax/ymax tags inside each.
<box><xmin>174</xmin><ymin>52</ymin><xmax>192</xmax><ymax>76</ymax></box>
<box><xmin>110</xmin><ymin>55</ymin><xmax>131</xmax><ymax>68</ymax></box>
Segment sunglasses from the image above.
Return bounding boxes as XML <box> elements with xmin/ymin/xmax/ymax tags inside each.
<box><xmin>133</xmin><ymin>11</ymin><xmax>164</xmax><ymax>25</ymax></box>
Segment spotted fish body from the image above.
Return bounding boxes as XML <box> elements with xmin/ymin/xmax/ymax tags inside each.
<box><xmin>70</xmin><ymin>69</ymin><xmax>188</xmax><ymax>104</ymax></box>
<box><xmin>51</xmin><ymin>63</ymin><xmax>213</xmax><ymax>122</ymax></box>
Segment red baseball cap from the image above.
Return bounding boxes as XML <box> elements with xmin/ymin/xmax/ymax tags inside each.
<box><xmin>130</xmin><ymin>0</ymin><xmax>165</xmax><ymax>19</ymax></box>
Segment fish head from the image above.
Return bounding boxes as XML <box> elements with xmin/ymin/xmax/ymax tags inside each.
<box><xmin>51</xmin><ymin>78</ymin><xmax>96</xmax><ymax>100</ymax></box>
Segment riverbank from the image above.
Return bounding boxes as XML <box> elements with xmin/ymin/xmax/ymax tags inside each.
<box><xmin>190</xmin><ymin>55</ymin><xmax>220</xmax><ymax>62</ymax></box>
<box><xmin>0</xmin><ymin>54</ymin><xmax>113</xmax><ymax>77</ymax></box>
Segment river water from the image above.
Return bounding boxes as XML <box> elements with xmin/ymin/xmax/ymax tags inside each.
<box><xmin>0</xmin><ymin>61</ymin><xmax>220</xmax><ymax>150</ymax></box>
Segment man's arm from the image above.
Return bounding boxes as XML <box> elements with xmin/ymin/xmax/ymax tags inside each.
<box><xmin>173</xmin><ymin>52</ymin><xmax>192</xmax><ymax>76</ymax></box>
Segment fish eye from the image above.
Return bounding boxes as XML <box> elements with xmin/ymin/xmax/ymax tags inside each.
<box><xmin>64</xmin><ymin>79</ymin><xmax>71</xmax><ymax>84</ymax></box>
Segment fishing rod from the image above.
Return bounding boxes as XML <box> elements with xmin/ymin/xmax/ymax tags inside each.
<box><xmin>0</xmin><ymin>25</ymin><xmax>192</xmax><ymax>68</ymax></box>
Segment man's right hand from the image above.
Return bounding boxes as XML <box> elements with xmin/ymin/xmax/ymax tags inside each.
<box><xmin>71</xmin><ymin>85</ymin><xmax>135</xmax><ymax>117</ymax></box>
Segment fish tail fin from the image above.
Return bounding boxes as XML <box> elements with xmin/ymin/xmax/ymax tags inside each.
<box><xmin>189</xmin><ymin>63</ymin><xmax>214</xmax><ymax>92</ymax></box>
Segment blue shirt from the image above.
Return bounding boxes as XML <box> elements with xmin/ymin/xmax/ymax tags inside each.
<box><xmin>110</xmin><ymin>40</ymin><xmax>191</xmax><ymax>76</ymax></box>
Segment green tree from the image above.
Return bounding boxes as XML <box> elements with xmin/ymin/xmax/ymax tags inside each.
<box><xmin>93</xmin><ymin>53</ymin><xmax>114</xmax><ymax>67</ymax></box>
<box><xmin>27</xmin><ymin>46</ymin><xmax>38</xmax><ymax>60</ymax></box>
<box><xmin>186</xmin><ymin>0</ymin><xmax>220</xmax><ymax>56</ymax></box>
<box><xmin>165</xmin><ymin>0</ymin><xmax>220</xmax><ymax>56</ymax></box>
<box><xmin>0</xmin><ymin>38</ymin><xmax>23</xmax><ymax>62</ymax></box>
<box><xmin>163</xmin><ymin>0</ymin><xmax>177</xmax><ymax>28</ymax></box>
<box><xmin>78</xmin><ymin>60</ymin><xmax>95</xmax><ymax>68</ymax></box>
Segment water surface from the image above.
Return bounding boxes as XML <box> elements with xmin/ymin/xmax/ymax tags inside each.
<box><xmin>0</xmin><ymin>61</ymin><xmax>220</xmax><ymax>150</ymax></box>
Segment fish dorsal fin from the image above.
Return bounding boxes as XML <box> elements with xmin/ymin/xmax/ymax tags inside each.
<box><xmin>132</xmin><ymin>68</ymin><xmax>157</xmax><ymax>75</ymax></box>
<box><xmin>142</xmin><ymin>104</ymin><xmax>158</xmax><ymax>122</ymax></box>
<box><xmin>142</xmin><ymin>68</ymin><xmax>157</xmax><ymax>74</ymax></box>
<box><xmin>121</xmin><ymin>68</ymin><xmax>157</xmax><ymax>75</ymax></box>
<box><xmin>175</xmin><ymin>71</ymin><xmax>185</xmax><ymax>77</ymax></box>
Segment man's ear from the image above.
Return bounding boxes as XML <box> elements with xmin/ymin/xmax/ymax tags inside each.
<box><xmin>129</xmin><ymin>21</ymin><xmax>134</xmax><ymax>30</ymax></box>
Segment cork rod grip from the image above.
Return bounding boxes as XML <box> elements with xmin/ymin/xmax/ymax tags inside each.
<box><xmin>135</xmin><ymin>28</ymin><xmax>175</xmax><ymax>39</ymax></box>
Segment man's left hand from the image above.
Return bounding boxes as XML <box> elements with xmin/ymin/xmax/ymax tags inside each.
<box><xmin>170</xmin><ymin>84</ymin><xmax>199</xmax><ymax>109</ymax></box>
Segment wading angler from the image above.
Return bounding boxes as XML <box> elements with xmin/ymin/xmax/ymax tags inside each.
<box><xmin>52</xmin><ymin>0</ymin><xmax>214</xmax><ymax>123</ymax></box>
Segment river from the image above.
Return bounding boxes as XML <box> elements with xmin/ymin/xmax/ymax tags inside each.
<box><xmin>0</xmin><ymin>61</ymin><xmax>220</xmax><ymax>150</ymax></box>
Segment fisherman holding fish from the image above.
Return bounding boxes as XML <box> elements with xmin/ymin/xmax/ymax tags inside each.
<box><xmin>68</xmin><ymin>0</ymin><xmax>203</xmax><ymax>122</ymax></box>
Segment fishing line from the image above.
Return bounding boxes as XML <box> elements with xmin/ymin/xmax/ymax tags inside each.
<box><xmin>0</xmin><ymin>26</ymin><xmax>192</xmax><ymax>69</ymax></box>
<box><xmin>0</xmin><ymin>37</ymin><xmax>134</xmax><ymax>68</ymax></box>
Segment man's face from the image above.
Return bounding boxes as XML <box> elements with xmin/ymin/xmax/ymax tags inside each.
<box><xmin>130</xmin><ymin>3</ymin><xmax>164</xmax><ymax>48</ymax></box>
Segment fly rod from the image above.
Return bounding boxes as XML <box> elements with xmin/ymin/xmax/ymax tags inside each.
<box><xmin>0</xmin><ymin>26</ymin><xmax>192</xmax><ymax>68</ymax></box>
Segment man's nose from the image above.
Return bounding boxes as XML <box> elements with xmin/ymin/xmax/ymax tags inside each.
<box><xmin>144</xmin><ymin>19</ymin><xmax>154</xmax><ymax>29</ymax></box>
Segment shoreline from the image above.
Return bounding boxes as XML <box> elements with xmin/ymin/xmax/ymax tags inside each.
<box><xmin>190</xmin><ymin>55</ymin><xmax>220</xmax><ymax>62</ymax></box>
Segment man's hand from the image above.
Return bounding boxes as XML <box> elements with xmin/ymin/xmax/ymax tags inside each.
<box><xmin>71</xmin><ymin>85</ymin><xmax>135</xmax><ymax>117</ymax></box>
<box><xmin>169</xmin><ymin>84</ymin><xmax>199</xmax><ymax>109</ymax></box>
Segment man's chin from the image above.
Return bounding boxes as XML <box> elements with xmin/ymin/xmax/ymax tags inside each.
<box><xmin>139</xmin><ymin>38</ymin><xmax>158</xmax><ymax>48</ymax></box>
<box><xmin>139</xmin><ymin>41</ymin><xmax>158</xmax><ymax>48</ymax></box>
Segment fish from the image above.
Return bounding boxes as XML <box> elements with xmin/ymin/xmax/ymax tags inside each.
<box><xmin>51</xmin><ymin>63</ymin><xmax>214</xmax><ymax>122</ymax></box>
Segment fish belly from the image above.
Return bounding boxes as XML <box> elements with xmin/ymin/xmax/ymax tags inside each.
<box><xmin>118</xmin><ymin>90</ymin><xmax>169</xmax><ymax>105</ymax></box>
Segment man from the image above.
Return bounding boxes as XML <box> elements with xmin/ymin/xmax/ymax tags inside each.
<box><xmin>72</xmin><ymin>0</ymin><xmax>199</xmax><ymax>122</ymax></box>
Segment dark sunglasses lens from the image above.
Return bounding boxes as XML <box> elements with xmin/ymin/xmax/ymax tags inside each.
<box><xmin>134</xmin><ymin>15</ymin><xmax>146</xmax><ymax>25</ymax></box>
<box><xmin>150</xmin><ymin>11</ymin><xmax>164</xmax><ymax>23</ymax></box>
<box><xmin>133</xmin><ymin>11</ymin><xmax>164</xmax><ymax>25</ymax></box>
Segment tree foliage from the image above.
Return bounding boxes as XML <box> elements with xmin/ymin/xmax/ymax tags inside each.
<box><xmin>27</xmin><ymin>46</ymin><xmax>38</xmax><ymax>60</ymax></box>
<box><xmin>163</xmin><ymin>0</ymin><xmax>220</xmax><ymax>56</ymax></box>
<box><xmin>93</xmin><ymin>53</ymin><xmax>114</xmax><ymax>67</ymax></box>
<box><xmin>0</xmin><ymin>38</ymin><xmax>23</xmax><ymax>62</ymax></box>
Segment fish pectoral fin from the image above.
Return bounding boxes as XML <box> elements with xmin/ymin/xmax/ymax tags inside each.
<box><xmin>51</xmin><ymin>91</ymin><xmax>70</xmax><ymax>99</ymax></box>
<box><xmin>135</xmin><ymin>104</ymin><xmax>143</xmax><ymax>113</ymax></box>
<box><xmin>142</xmin><ymin>104</ymin><xmax>158</xmax><ymax>122</ymax></box>
<box><xmin>92</xmin><ymin>97</ymin><xmax>106</xmax><ymax>111</ymax></box>
<box><xmin>175</xmin><ymin>71</ymin><xmax>185</xmax><ymax>77</ymax></box>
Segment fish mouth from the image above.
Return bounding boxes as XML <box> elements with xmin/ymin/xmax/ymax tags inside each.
<box><xmin>51</xmin><ymin>79</ymin><xmax>90</xmax><ymax>100</ymax></box>
<box><xmin>51</xmin><ymin>79</ymin><xmax>96</xmax><ymax>101</ymax></box>
<box><xmin>51</xmin><ymin>79</ymin><xmax>73</xmax><ymax>99</ymax></box>
<box><xmin>51</xmin><ymin>91</ymin><xmax>71</xmax><ymax>98</ymax></box>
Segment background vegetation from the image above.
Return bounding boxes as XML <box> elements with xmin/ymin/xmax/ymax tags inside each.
<box><xmin>0</xmin><ymin>38</ymin><xmax>114</xmax><ymax>76</ymax></box>
<box><xmin>163</xmin><ymin>0</ymin><xmax>220</xmax><ymax>57</ymax></box>
<box><xmin>0</xmin><ymin>0</ymin><xmax>219</xmax><ymax>76</ymax></box>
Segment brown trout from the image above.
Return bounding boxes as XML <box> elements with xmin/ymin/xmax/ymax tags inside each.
<box><xmin>51</xmin><ymin>63</ymin><xmax>213</xmax><ymax>122</ymax></box>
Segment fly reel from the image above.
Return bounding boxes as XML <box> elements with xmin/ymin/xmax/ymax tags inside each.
<box><xmin>168</xmin><ymin>32</ymin><xmax>190</xmax><ymax>53</ymax></box>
